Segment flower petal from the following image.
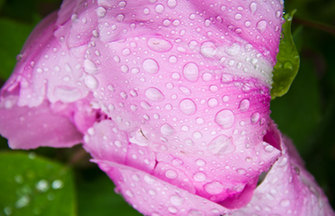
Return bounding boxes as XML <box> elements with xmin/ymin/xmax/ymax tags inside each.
<box><xmin>233</xmin><ymin>127</ymin><xmax>335</xmax><ymax>216</ymax></box>
<box><xmin>0</xmin><ymin>96</ymin><xmax>82</xmax><ymax>149</ymax></box>
<box><xmin>94</xmin><ymin>159</ymin><xmax>232</xmax><ymax>216</ymax></box>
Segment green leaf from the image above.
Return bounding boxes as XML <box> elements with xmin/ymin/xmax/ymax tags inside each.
<box><xmin>0</xmin><ymin>152</ymin><xmax>76</xmax><ymax>216</ymax></box>
<box><xmin>271</xmin><ymin>10</ymin><xmax>300</xmax><ymax>99</ymax></box>
<box><xmin>0</xmin><ymin>18</ymin><xmax>34</xmax><ymax>80</ymax></box>
<box><xmin>77</xmin><ymin>172</ymin><xmax>142</xmax><ymax>216</ymax></box>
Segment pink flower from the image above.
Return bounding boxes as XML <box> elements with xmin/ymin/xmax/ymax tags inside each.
<box><xmin>0</xmin><ymin>0</ymin><xmax>333</xmax><ymax>215</ymax></box>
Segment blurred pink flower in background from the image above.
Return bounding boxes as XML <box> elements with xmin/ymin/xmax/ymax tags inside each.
<box><xmin>0</xmin><ymin>0</ymin><xmax>333</xmax><ymax>215</ymax></box>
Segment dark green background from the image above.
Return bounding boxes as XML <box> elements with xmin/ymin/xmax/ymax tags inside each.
<box><xmin>0</xmin><ymin>0</ymin><xmax>334</xmax><ymax>215</ymax></box>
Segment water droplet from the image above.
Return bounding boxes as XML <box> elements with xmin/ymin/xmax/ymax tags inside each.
<box><xmin>284</xmin><ymin>62</ymin><xmax>293</xmax><ymax>70</ymax></box>
<box><xmin>221</xmin><ymin>73</ymin><xmax>233</xmax><ymax>83</ymax></box>
<box><xmin>96</xmin><ymin>7</ymin><xmax>107</xmax><ymax>17</ymax></box>
<box><xmin>200</xmin><ymin>42</ymin><xmax>216</xmax><ymax>58</ymax></box>
<box><xmin>183</xmin><ymin>62</ymin><xmax>199</xmax><ymax>82</ymax></box>
<box><xmin>165</xmin><ymin>169</ymin><xmax>178</xmax><ymax>179</ymax></box>
<box><xmin>235</xmin><ymin>14</ymin><xmax>242</xmax><ymax>20</ymax></box>
<box><xmin>167</xmin><ymin>0</ymin><xmax>177</xmax><ymax>8</ymax></box>
<box><xmin>280</xmin><ymin>199</ymin><xmax>290</xmax><ymax>207</ymax></box>
<box><xmin>204</xmin><ymin>181</ymin><xmax>224</xmax><ymax>195</ymax></box>
<box><xmin>168</xmin><ymin>206</ymin><xmax>178</xmax><ymax>213</ymax></box>
<box><xmin>187</xmin><ymin>210</ymin><xmax>204</xmax><ymax>216</ymax></box>
<box><xmin>193</xmin><ymin>172</ymin><xmax>206</xmax><ymax>182</ymax></box>
<box><xmin>160</xmin><ymin>123</ymin><xmax>175</xmax><ymax>136</ymax></box>
<box><xmin>208</xmin><ymin>135</ymin><xmax>234</xmax><ymax>155</ymax></box>
<box><xmin>169</xmin><ymin>55</ymin><xmax>177</xmax><ymax>63</ymax></box>
<box><xmin>84</xmin><ymin>59</ymin><xmax>97</xmax><ymax>74</ymax></box>
<box><xmin>196</xmin><ymin>159</ymin><xmax>206</xmax><ymax>166</ymax></box>
<box><xmin>256</xmin><ymin>20</ymin><xmax>267</xmax><ymax>32</ymax></box>
<box><xmin>147</xmin><ymin>38</ymin><xmax>172</xmax><ymax>52</ymax></box>
<box><xmin>143</xmin><ymin>58</ymin><xmax>159</xmax><ymax>74</ymax></box>
<box><xmin>125</xmin><ymin>190</ymin><xmax>134</xmax><ymax>197</ymax></box>
<box><xmin>52</xmin><ymin>180</ymin><xmax>63</xmax><ymax>190</ymax></box>
<box><xmin>250</xmin><ymin>2</ymin><xmax>257</xmax><ymax>14</ymax></box>
<box><xmin>215</xmin><ymin>109</ymin><xmax>235</xmax><ymax>129</ymax></box>
<box><xmin>4</xmin><ymin>207</ymin><xmax>12</xmax><ymax>215</ymax></box>
<box><xmin>179</xmin><ymin>99</ymin><xmax>197</xmax><ymax>115</ymax></box>
<box><xmin>155</xmin><ymin>4</ymin><xmax>165</xmax><ymax>13</ymax></box>
<box><xmin>145</xmin><ymin>87</ymin><xmax>164</xmax><ymax>101</ymax></box>
<box><xmin>84</xmin><ymin>75</ymin><xmax>99</xmax><ymax>89</ymax></box>
<box><xmin>16</xmin><ymin>195</ymin><xmax>30</xmax><ymax>208</ymax></box>
<box><xmin>170</xmin><ymin>195</ymin><xmax>183</xmax><ymax>206</ymax></box>
<box><xmin>239</xmin><ymin>99</ymin><xmax>250</xmax><ymax>111</ymax></box>
<box><xmin>36</xmin><ymin>179</ymin><xmax>49</xmax><ymax>192</ymax></box>
<box><xmin>208</xmin><ymin>98</ymin><xmax>218</xmax><ymax>108</ymax></box>
<box><xmin>250</xmin><ymin>112</ymin><xmax>260</xmax><ymax>124</ymax></box>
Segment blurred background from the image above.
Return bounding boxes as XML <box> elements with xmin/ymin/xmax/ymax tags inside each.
<box><xmin>0</xmin><ymin>0</ymin><xmax>334</xmax><ymax>215</ymax></box>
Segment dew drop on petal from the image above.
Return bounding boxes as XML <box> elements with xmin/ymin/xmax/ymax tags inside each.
<box><xmin>250</xmin><ymin>2</ymin><xmax>257</xmax><ymax>14</ymax></box>
<box><xmin>165</xmin><ymin>169</ymin><xmax>178</xmax><ymax>179</ymax></box>
<box><xmin>160</xmin><ymin>123</ymin><xmax>175</xmax><ymax>136</ymax></box>
<box><xmin>147</xmin><ymin>38</ymin><xmax>172</xmax><ymax>52</ymax></box>
<box><xmin>251</xmin><ymin>112</ymin><xmax>260</xmax><ymax>124</ymax></box>
<box><xmin>183</xmin><ymin>62</ymin><xmax>199</xmax><ymax>82</ymax></box>
<box><xmin>179</xmin><ymin>99</ymin><xmax>197</xmax><ymax>115</ymax></box>
<box><xmin>145</xmin><ymin>87</ymin><xmax>164</xmax><ymax>101</ymax></box>
<box><xmin>167</xmin><ymin>0</ymin><xmax>177</xmax><ymax>8</ymax></box>
<box><xmin>204</xmin><ymin>181</ymin><xmax>224</xmax><ymax>195</ymax></box>
<box><xmin>208</xmin><ymin>135</ymin><xmax>234</xmax><ymax>155</ymax></box>
<box><xmin>215</xmin><ymin>109</ymin><xmax>235</xmax><ymax>129</ymax></box>
<box><xmin>200</xmin><ymin>42</ymin><xmax>216</xmax><ymax>58</ymax></box>
<box><xmin>143</xmin><ymin>58</ymin><xmax>159</xmax><ymax>74</ymax></box>
<box><xmin>193</xmin><ymin>172</ymin><xmax>206</xmax><ymax>182</ymax></box>
<box><xmin>84</xmin><ymin>59</ymin><xmax>97</xmax><ymax>73</ymax></box>
<box><xmin>257</xmin><ymin>20</ymin><xmax>267</xmax><ymax>32</ymax></box>
<box><xmin>170</xmin><ymin>195</ymin><xmax>184</xmax><ymax>206</ymax></box>
<box><xmin>84</xmin><ymin>75</ymin><xmax>99</xmax><ymax>89</ymax></box>
<box><xmin>239</xmin><ymin>99</ymin><xmax>250</xmax><ymax>111</ymax></box>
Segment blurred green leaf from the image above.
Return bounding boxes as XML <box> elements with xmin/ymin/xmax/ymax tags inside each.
<box><xmin>0</xmin><ymin>152</ymin><xmax>76</xmax><ymax>216</ymax></box>
<box><xmin>0</xmin><ymin>18</ymin><xmax>34</xmax><ymax>80</ymax></box>
<box><xmin>271</xmin><ymin>10</ymin><xmax>300</xmax><ymax>99</ymax></box>
<box><xmin>77</xmin><ymin>173</ymin><xmax>142</xmax><ymax>216</ymax></box>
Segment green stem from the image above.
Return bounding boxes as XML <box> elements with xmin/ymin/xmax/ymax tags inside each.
<box><xmin>294</xmin><ymin>17</ymin><xmax>335</xmax><ymax>36</ymax></box>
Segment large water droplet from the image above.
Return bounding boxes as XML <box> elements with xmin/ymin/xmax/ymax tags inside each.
<box><xmin>143</xmin><ymin>58</ymin><xmax>159</xmax><ymax>74</ymax></box>
<box><xmin>84</xmin><ymin>59</ymin><xmax>97</xmax><ymax>74</ymax></box>
<box><xmin>179</xmin><ymin>99</ymin><xmax>197</xmax><ymax>115</ymax></box>
<box><xmin>257</xmin><ymin>20</ymin><xmax>267</xmax><ymax>32</ymax></box>
<box><xmin>167</xmin><ymin>0</ymin><xmax>177</xmax><ymax>8</ymax></box>
<box><xmin>215</xmin><ymin>109</ymin><xmax>235</xmax><ymax>129</ymax></box>
<box><xmin>239</xmin><ymin>99</ymin><xmax>250</xmax><ymax>111</ymax></box>
<box><xmin>249</xmin><ymin>2</ymin><xmax>257</xmax><ymax>14</ymax></box>
<box><xmin>187</xmin><ymin>210</ymin><xmax>204</xmax><ymax>216</ymax></box>
<box><xmin>84</xmin><ymin>75</ymin><xmax>99</xmax><ymax>89</ymax></box>
<box><xmin>208</xmin><ymin>135</ymin><xmax>234</xmax><ymax>155</ymax></box>
<box><xmin>204</xmin><ymin>181</ymin><xmax>224</xmax><ymax>195</ymax></box>
<box><xmin>145</xmin><ymin>87</ymin><xmax>164</xmax><ymax>101</ymax></box>
<box><xmin>147</xmin><ymin>38</ymin><xmax>172</xmax><ymax>52</ymax></box>
<box><xmin>160</xmin><ymin>123</ymin><xmax>175</xmax><ymax>136</ymax></box>
<box><xmin>250</xmin><ymin>112</ymin><xmax>260</xmax><ymax>124</ymax></box>
<box><xmin>183</xmin><ymin>62</ymin><xmax>199</xmax><ymax>82</ymax></box>
<box><xmin>193</xmin><ymin>172</ymin><xmax>206</xmax><ymax>182</ymax></box>
<box><xmin>165</xmin><ymin>169</ymin><xmax>178</xmax><ymax>179</ymax></box>
<box><xmin>54</xmin><ymin>86</ymin><xmax>82</xmax><ymax>103</ymax></box>
<box><xmin>170</xmin><ymin>195</ymin><xmax>183</xmax><ymax>206</ymax></box>
<box><xmin>200</xmin><ymin>42</ymin><xmax>216</xmax><ymax>58</ymax></box>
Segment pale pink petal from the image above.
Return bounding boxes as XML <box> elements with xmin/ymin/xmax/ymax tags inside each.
<box><xmin>0</xmin><ymin>96</ymin><xmax>82</xmax><ymax>149</ymax></box>
<box><xmin>94</xmin><ymin>159</ymin><xmax>233</xmax><ymax>216</ymax></box>
<box><xmin>233</xmin><ymin>128</ymin><xmax>335</xmax><ymax>216</ymax></box>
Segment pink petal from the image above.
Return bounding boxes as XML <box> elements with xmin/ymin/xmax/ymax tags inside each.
<box><xmin>0</xmin><ymin>96</ymin><xmax>82</xmax><ymax>149</ymax></box>
<box><xmin>94</xmin><ymin>159</ymin><xmax>233</xmax><ymax>216</ymax></box>
<box><xmin>233</xmin><ymin>128</ymin><xmax>335</xmax><ymax>216</ymax></box>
